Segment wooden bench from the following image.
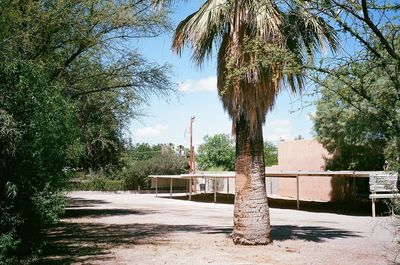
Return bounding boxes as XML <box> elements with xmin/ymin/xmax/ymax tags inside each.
<box><xmin>369</xmin><ymin>172</ymin><xmax>399</xmax><ymax>217</ymax></box>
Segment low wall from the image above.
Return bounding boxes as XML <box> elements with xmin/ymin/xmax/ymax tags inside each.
<box><xmin>151</xmin><ymin>178</ymin><xmax>188</xmax><ymax>189</ymax></box>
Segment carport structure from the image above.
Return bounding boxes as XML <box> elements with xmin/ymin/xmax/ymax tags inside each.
<box><xmin>149</xmin><ymin>171</ymin><xmax>372</xmax><ymax>209</ymax></box>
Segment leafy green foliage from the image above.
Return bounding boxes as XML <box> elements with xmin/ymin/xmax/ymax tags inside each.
<box><xmin>127</xmin><ymin>143</ymin><xmax>164</xmax><ymax>161</ymax></box>
<box><xmin>196</xmin><ymin>134</ymin><xmax>278</xmax><ymax>170</ymax></box>
<box><xmin>308</xmin><ymin>1</ymin><xmax>400</xmax><ymax>173</ymax></box>
<box><xmin>0</xmin><ymin>0</ymin><xmax>174</xmax><ymax>173</ymax></box>
<box><xmin>0</xmin><ymin>61</ymin><xmax>75</xmax><ymax>263</ymax></box>
<box><xmin>314</xmin><ymin>82</ymin><xmax>386</xmax><ymax>170</ymax></box>
<box><xmin>70</xmin><ymin>52</ymin><xmax>174</xmax><ymax>172</ymax></box>
<box><xmin>124</xmin><ymin>153</ymin><xmax>188</xmax><ymax>189</ymax></box>
<box><xmin>70</xmin><ymin>178</ymin><xmax>125</xmax><ymax>192</ymax></box>
<box><xmin>384</xmin><ymin>139</ymin><xmax>400</xmax><ymax>171</ymax></box>
<box><xmin>313</xmin><ymin>26</ymin><xmax>399</xmax><ymax>170</ymax></box>
<box><xmin>0</xmin><ymin>0</ymin><xmax>174</xmax><ymax>263</ymax></box>
<box><xmin>197</xmin><ymin>134</ymin><xmax>235</xmax><ymax>171</ymax></box>
<box><xmin>224</xmin><ymin>39</ymin><xmax>304</xmax><ymax>94</ymax></box>
<box><xmin>122</xmin><ymin>143</ymin><xmax>188</xmax><ymax>189</ymax></box>
<box><xmin>68</xmin><ymin>143</ymin><xmax>188</xmax><ymax>191</ymax></box>
<box><xmin>264</xmin><ymin>141</ymin><xmax>278</xmax><ymax>167</ymax></box>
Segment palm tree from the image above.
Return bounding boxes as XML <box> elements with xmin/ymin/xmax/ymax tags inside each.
<box><xmin>171</xmin><ymin>0</ymin><xmax>337</xmax><ymax>245</ymax></box>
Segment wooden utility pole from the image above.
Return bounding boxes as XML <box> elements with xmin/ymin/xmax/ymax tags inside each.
<box><xmin>189</xmin><ymin>116</ymin><xmax>196</xmax><ymax>174</ymax></box>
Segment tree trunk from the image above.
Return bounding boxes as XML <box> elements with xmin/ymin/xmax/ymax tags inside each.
<box><xmin>232</xmin><ymin>116</ymin><xmax>271</xmax><ymax>245</ymax></box>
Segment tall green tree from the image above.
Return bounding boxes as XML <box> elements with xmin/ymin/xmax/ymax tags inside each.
<box><xmin>196</xmin><ymin>136</ymin><xmax>278</xmax><ymax>170</ymax></box>
<box><xmin>0</xmin><ymin>0</ymin><xmax>174</xmax><ymax>172</ymax></box>
<box><xmin>171</xmin><ymin>0</ymin><xmax>337</xmax><ymax>244</ymax></box>
<box><xmin>0</xmin><ymin>61</ymin><xmax>76</xmax><ymax>263</ymax></box>
<box><xmin>197</xmin><ymin>134</ymin><xmax>235</xmax><ymax>171</ymax></box>
<box><xmin>307</xmin><ymin>1</ymin><xmax>400</xmax><ymax>172</ymax></box>
<box><xmin>0</xmin><ymin>0</ymin><xmax>175</xmax><ymax>262</ymax></box>
<box><xmin>314</xmin><ymin>71</ymin><xmax>387</xmax><ymax>170</ymax></box>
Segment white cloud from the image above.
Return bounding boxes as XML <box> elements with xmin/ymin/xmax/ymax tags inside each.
<box><xmin>135</xmin><ymin>124</ymin><xmax>168</xmax><ymax>139</ymax></box>
<box><xmin>264</xmin><ymin>119</ymin><xmax>293</xmax><ymax>142</ymax></box>
<box><xmin>305</xmin><ymin>111</ymin><xmax>316</xmax><ymax>121</ymax></box>
<box><xmin>179</xmin><ymin>76</ymin><xmax>217</xmax><ymax>92</ymax></box>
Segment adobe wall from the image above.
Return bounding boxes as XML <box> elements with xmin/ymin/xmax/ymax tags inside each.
<box><xmin>266</xmin><ymin>139</ymin><xmax>352</xmax><ymax>202</ymax></box>
<box><xmin>276</xmin><ymin>139</ymin><xmax>330</xmax><ymax>171</ymax></box>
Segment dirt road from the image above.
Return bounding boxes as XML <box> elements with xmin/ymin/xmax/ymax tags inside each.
<box><xmin>37</xmin><ymin>191</ymin><xmax>398</xmax><ymax>265</ymax></box>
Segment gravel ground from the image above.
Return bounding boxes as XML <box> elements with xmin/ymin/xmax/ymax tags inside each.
<box><xmin>37</xmin><ymin>191</ymin><xmax>399</xmax><ymax>265</ymax></box>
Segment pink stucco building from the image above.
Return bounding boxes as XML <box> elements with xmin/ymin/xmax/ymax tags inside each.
<box><xmin>266</xmin><ymin>139</ymin><xmax>354</xmax><ymax>202</ymax></box>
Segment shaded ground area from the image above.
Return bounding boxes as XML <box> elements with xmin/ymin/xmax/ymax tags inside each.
<box><xmin>271</xmin><ymin>225</ymin><xmax>360</xmax><ymax>242</ymax></box>
<box><xmin>37</xmin><ymin>221</ymin><xmax>232</xmax><ymax>265</ymax></box>
<box><xmin>37</xmin><ymin>192</ymin><xmax>397</xmax><ymax>265</ymax></box>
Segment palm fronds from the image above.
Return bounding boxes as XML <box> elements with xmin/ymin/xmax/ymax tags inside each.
<box><xmin>172</xmin><ymin>0</ymin><xmax>228</xmax><ymax>66</ymax></box>
<box><xmin>172</xmin><ymin>0</ymin><xmax>338</xmax><ymax>133</ymax></box>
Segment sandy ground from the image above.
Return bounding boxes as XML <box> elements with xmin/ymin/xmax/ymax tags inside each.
<box><xmin>37</xmin><ymin>191</ymin><xmax>399</xmax><ymax>265</ymax></box>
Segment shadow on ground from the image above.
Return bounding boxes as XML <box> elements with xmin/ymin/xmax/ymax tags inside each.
<box><xmin>36</xmin><ymin>222</ymin><xmax>232</xmax><ymax>264</ymax></box>
<box><xmin>35</xmin><ymin>197</ymin><xmax>232</xmax><ymax>264</ymax></box>
<box><xmin>35</xmin><ymin>197</ymin><xmax>361</xmax><ymax>264</ymax></box>
<box><xmin>271</xmin><ymin>225</ymin><xmax>360</xmax><ymax>242</ymax></box>
<box><xmin>167</xmin><ymin>193</ymin><xmax>390</xmax><ymax>216</ymax></box>
<box><xmin>63</xmin><ymin>197</ymin><xmax>154</xmax><ymax>218</ymax></box>
<box><xmin>63</xmin><ymin>208</ymin><xmax>152</xmax><ymax>218</ymax></box>
<box><xmin>66</xmin><ymin>197</ymin><xmax>110</xmax><ymax>208</ymax></box>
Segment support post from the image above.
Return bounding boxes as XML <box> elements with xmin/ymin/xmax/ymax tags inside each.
<box><xmin>170</xmin><ymin>178</ymin><xmax>173</xmax><ymax>198</ymax></box>
<box><xmin>296</xmin><ymin>175</ymin><xmax>300</xmax><ymax>210</ymax></box>
<box><xmin>227</xmin><ymin>177</ymin><xmax>230</xmax><ymax>198</ymax></box>
<box><xmin>189</xmin><ymin>176</ymin><xmax>192</xmax><ymax>201</ymax></box>
<box><xmin>214</xmin><ymin>177</ymin><xmax>217</xmax><ymax>203</ymax></box>
<box><xmin>155</xmin><ymin>177</ymin><xmax>158</xmax><ymax>197</ymax></box>
<box><xmin>353</xmin><ymin>171</ymin><xmax>356</xmax><ymax>208</ymax></box>
<box><xmin>189</xmin><ymin>116</ymin><xmax>196</xmax><ymax>176</ymax></box>
<box><xmin>372</xmin><ymin>198</ymin><xmax>376</xmax><ymax>217</ymax></box>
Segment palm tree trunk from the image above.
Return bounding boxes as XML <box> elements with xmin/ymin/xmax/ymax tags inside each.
<box><xmin>232</xmin><ymin>115</ymin><xmax>271</xmax><ymax>245</ymax></box>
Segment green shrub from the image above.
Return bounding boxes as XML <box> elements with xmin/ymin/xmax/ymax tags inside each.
<box><xmin>0</xmin><ymin>61</ymin><xmax>76</xmax><ymax>264</ymax></box>
<box><xmin>0</xmin><ymin>215</ymin><xmax>21</xmax><ymax>265</ymax></box>
<box><xmin>70</xmin><ymin>178</ymin><xmax>125</xmax><ymax>191</ymax></box>
<box><xmin>204</xmin><ymin>166</ymin><xmax>227</xmax><ymax>172</ymax></box>
<box><xmin>0</xmin><ymin>190</ymin><xmax>66</xmax><ymax>265</ymax></box>
<box><xmin>124</xmin><ymin>154</ymin><xmax>187</xmax><ymax>190</ymax></box>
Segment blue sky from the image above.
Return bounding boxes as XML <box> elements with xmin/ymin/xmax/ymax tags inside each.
<box><xmin>127</xmin><ymin>1</ymin><xmax>318</xmax><ymax>147</ymax></box>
